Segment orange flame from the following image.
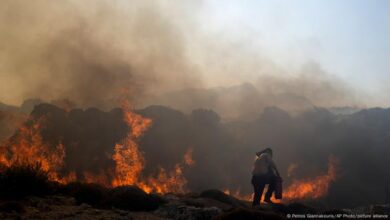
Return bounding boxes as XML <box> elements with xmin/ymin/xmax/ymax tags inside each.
<box><xmin>284</xmin><ymin>156</ymin><xmax>338</xmax><ymax>200</ymax></box>
<box><xmin>110</xmin><ymin>101</ymin><xmax>194</xmax><ymax>193</ymax></box>
<box><xmin>83</xmin><ymin>170</ymin><xmax>112</xmax><ymax>187</ymax></box>
<box><xmin>222</xmin><ymin>156</ymin><xmax>338</xmax><ymax>202</ymax></box>
<box><xmin>0</xmin><ymin>107</ymin><xmax>337</xmax><ymax>200</ymax></box>
<box><xmin>140</xmin><ymin>148</ymin><xmax>195</xmax><ymax>193</ymax></box>
<box><xmin>138</xmin><ymin>148</ymin><xmax>195</xmax><ymax>193</ymax></box>
<box><xmin>140</xmin><ymin>164</ymin><xmax>187</xmax><ymax>194</ymax></box>
<box><xmin>0</xmin><ymin>117</ymin><xmax>76</xmax><ymax>183</ymax></box>
<box><xmin>0</xmin><ymin>102</ymin><xmax>194</xmax><ymax>194</ymax></box>
<box><xmin>110</xmin><ymin>103</ymin><xmax>149</xmax><ymax>187</ymax></box>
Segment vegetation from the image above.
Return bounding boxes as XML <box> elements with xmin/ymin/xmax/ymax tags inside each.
<box><xmin>0</xmin><ymin>163</ymin><xmax>53</xmax><ymax>199</ymax></box>
<box><xmin>108</xmin><ymin>185</ymin><xmax>164</xmax><ymax>211</ymax></box>
<box><xmin>62</xmin><ymin>182</ymin><xmax>109</xmax><ymax>208</ymax></box>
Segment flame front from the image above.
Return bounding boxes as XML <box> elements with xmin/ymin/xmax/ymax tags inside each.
<box><xmin>222</xmin><ymin>156</ymin><xmax>338</xmax><ymax>202</ymax></box>
<box><xmin>110</xmin><ymin>102</ymin><xmax>194</xmax><ymax>193</ymax></box>
<box><xmin>283</xmin><ymin>156</ymin><xmax>338</xmax><ymax>200</ymax></box>
<box><xmin>0</xmin><ymin>103</ymin><xmax>194</xmax><ymax>194</ymax></box>
<box><xmin>111</xmin><ymin>103</ymin><xmax>151</xmax><ymax>187</ymax></box>
<box><xmin>0</xmin><ymin>117</ymin><xmax>75</xmax><ymax>183</ymax></box>
<box><xmin>0</xmin><ymin>104</ymin><xmax>336</xmax><ymax>198</ymax></box>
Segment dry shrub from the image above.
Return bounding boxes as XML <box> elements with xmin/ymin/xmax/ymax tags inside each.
<box><xmin>0</xmin><ymin>163</ymin><xmax>53</xmax><ymax>199</ymax></box>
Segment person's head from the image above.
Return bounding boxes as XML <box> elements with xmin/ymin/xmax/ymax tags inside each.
<box><xmin>256</xmin><ymin>148</ymin><xmax>273</xmax><ymax>157</ymax></box>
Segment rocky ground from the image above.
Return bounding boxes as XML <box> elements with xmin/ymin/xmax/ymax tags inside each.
<box><xmin>0</xmin><ymin>190</ymin><xmax>389</xmax><ymax>220</ymax></box>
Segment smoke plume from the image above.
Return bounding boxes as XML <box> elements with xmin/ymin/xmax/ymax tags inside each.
<box><xmin>0</xmin><ymin>0</ymin><xmax>359</xmax><ymax>115</ymax></box>
<box><xmin>0</xmin><ymin>0</ymin><xmax>201</xmax><ymax>109</ymax></box>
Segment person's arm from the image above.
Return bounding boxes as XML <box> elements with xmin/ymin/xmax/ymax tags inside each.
<box><xmin>268</xmin><ymin>158</ymin><xmax>281</xmax><ymax>177</ymax></box>
<box><xmin>274</xmin><ymin>165</ymin><xmax>281</xmax><ymax>177</ymax></box>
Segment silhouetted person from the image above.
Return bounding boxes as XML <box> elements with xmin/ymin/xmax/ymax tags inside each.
<box><xmin>251</xmin><ymin>148</ymin><xmax>280</xmax><ymax>206</ymax></box>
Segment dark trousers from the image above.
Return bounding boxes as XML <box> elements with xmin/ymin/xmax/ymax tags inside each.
<box><xmin>251</xmin><ymin>174</ymin><xmax>276</xmax><ymax>206</ymax></box>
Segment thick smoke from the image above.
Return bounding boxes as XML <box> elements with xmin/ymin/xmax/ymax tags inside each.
<box><xmin>0</xmin><ymin>110</ymin><xmax>24</xmax><ymax>142</ymax></box>
<box><xmin>0</xmin><ymin>0</ymin><xmax>359</xmax><ymax>115</ymax></box>
<box><xmin>0</xmin><ymin>0</ymin><xmax>201</xmax><ymax>109</ymax></box>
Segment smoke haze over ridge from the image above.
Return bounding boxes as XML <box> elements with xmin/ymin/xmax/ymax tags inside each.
<box><xmin>0</xmin><ymin>0</ymin><xmax>202</xmax><ymax>109</ymax></box>
<box><xmin>0</xmin><ymin>0</ymin><xmax>373</xmax><ymax>115</ymax></box>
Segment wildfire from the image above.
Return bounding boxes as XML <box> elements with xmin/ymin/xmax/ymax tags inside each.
<box><xmin>83</xmin><ymin>170</ymin><xmax>112</xmax><ymax>187</ymax></box>
<box><xmin>110</xmin><ymin>101</ymin><xmax>194</xmax><ymax>193</ymax></box>
<box><xmin>140</xmin><ymin>164</ymin><xmax>186</xmax><ymax>194</ymax></box>
<box><xmin>0</xmin><ymin>117</ymin><xmax>75</xmax><ymax>183</ymax></box>
<box><xmin>110</xmin><ymin>101</ymin><xmax>150</xmax><ymax>188</ymax></box>
<box><xmin>0</xmin><ymin>101</ymin><xmax>194</xmax><ymax>194</ymax></box>
<box><xmin>0</xmin><ymin>99</ymin><xmax>336</xmax><ymax>198</ymax></box>
<box><xmin>137</xmin><ymin>148</ymin><xmax>194</xmax><ymax>194</ymax></box>
<box><xmin>283</xmin><ymin>156</ymin><xmax>338</xmax><ymax>200</ymax></box>
<box><xmin>222</xmin><ymin>156</ymin><xmax>338</xmax><ymax>202</ymax></box>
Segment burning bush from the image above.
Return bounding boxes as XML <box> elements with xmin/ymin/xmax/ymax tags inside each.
<box><xmin>283</xmin><ymin>156</ymin><xmax>338</xmax><ymax>201</ymax></box>
<box><xmin>0</xmin><ymin>163</ymin><xmax>53</xmax><ymax>199</ymax></box>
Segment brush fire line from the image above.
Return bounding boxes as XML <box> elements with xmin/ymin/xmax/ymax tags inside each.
<box><xmin>0</xmin><ymin>102</ymin><xmax>337</xmax><ymax>201</ymax></box>
<box><xmin>224</xmin><ymin>156</ymin><xmax>337</xmax><ymax>202</ymax></box>
<box><xmin>0</xmin><ymin>102</ymin><xmax>194</xmax><ymax>194</ymax></box>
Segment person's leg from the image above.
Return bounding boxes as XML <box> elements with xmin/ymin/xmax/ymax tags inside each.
<box><xmin>251</xmin><ymin>176</ymin><xmax>260</xmax><ymax>206</ymax></box>
<box><xmin>252</xmin><ymin>176</ymin><xmax>266</xmax><ymax>206</ymax></box>
<box><xmin>264</xmin><ymin>175</ymin><xmax>276</xmax><ymax>202</ymax></box>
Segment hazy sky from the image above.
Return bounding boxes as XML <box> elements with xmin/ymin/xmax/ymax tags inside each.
<box><xmin>196</xmin><ymin>0</ymin><xmax>390</xmax><ymax>104</ymax></box>
<box><xmin>0</xmin><ymin>0</ymin><xmax>389</xmax><ymax>107</ymax></box>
